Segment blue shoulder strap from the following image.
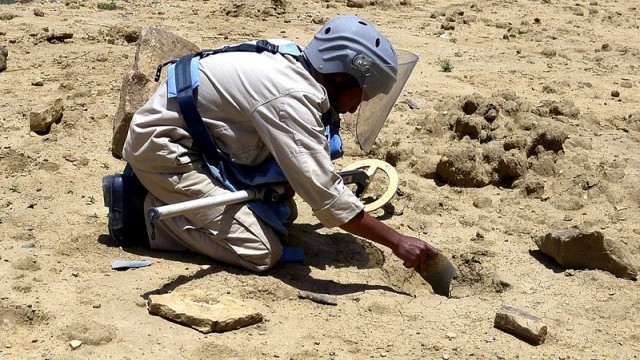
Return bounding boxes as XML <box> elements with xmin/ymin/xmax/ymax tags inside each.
<box><xmin>161</xmin><ymin>41</ymin><xmax>306</xmax><ymax>236</ymax></box>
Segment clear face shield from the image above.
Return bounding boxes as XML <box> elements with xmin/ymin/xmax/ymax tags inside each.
<box><xmin>345</xmin><ymin>49</ymin><xmax>419</xmax><ymax>152</ymax></box>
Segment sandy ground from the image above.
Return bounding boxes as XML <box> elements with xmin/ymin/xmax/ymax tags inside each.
<box><xmin>1</xmin><ymin>0</ymin><xmax>640</xmax><ymax>359</ymax></box>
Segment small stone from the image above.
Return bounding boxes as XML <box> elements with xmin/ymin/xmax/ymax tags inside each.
<box><xmin>93</xmin><ymin>303</ymin><xmax>101</xmax><ymax>309</ymax></box>
<box><xmin>33</xmin><ymin>8</ymin><xmax>45</xmax><ymax>17</ymax></box>
<box><xmin>69</xmin><ymin>340</ymin><xmax>82</xmax><ymax>350</ymax></box>
<box><xmin>0</xmin><ymin>46</ymin><xmax>7</xmax><ymax>72</ymax></box>
<box><xmin>620</xmin><ymin>80</ymin><xmax>633</xmax><ymax>88</ymax></box>
<box><xmin>563</xmin><ymin>215</ymin><xmax>573</xmax><ymax>221</ymax></box>
<box><xmin>441</xmin><ymin>22</ymin><xmax>455</xmax><ymax>30</ymax></box>
<box><xmin>445</xmin><ymin>332</ymin><xmax>457</xmax><ymax>339</ymax></box>
<box><xmin>564</xmin><ymin>269</ymin><xmax>576</xmax><ymax>276</ymax></box>
<box><xmin>541</xmin><ymin>47</ymin><xmax>556</xmax><ymax>58</ymax></box>
<box><xmin>345</xmin><ymin>0</ymin><xmax>367</xmax><ymax>8</ymax></box>
<box><xmin>31</xmin><ymin>79</ymin><xmax>44</xmax><ymax>86</ymax></box>
<box><xmin>601</xmin><ymin>43</ymin><xmax>611</xmax><ymax>51</ymax></box>
<box><xmin>611</xmin><ymin>90</ymin><xmax>620</xmax><ymax>97</ymax></box>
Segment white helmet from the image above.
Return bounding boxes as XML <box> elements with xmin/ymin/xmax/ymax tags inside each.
<box><xmin>304</xmin><ymin>15</ymin><xmax>419</xmax><ymax>151</ymax></box>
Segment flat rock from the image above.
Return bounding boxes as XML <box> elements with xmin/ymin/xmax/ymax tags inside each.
<box><xmin>494</xmin><ymin>305</ymin><xmax>547</xmax><ymax>345</ymax></box>
<box><xmin>148</xmin><ymin>292</ymin><xmax>263</xmax><ymax>333</ymax></box>
<box><xmin>534</xmin><ymin>230</ymin><xmax>637</xmax><ymax>280</ymax></box>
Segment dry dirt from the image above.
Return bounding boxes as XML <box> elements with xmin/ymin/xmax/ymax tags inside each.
<box><xmin>1</xmin><ymin>0</ymin><xmax>640</xmax><ymax>359</ymax></box>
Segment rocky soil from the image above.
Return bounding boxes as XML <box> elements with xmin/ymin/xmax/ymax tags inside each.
<box><xmin>1</xmin><ymin>0</ymin><xmax>639</xmax><ymax>359</ymax></box>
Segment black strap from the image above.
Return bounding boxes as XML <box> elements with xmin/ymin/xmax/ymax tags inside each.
<box><xmin>156</xmin><ymin>40</ymin><xmax>286</xmax><ymax>82</ymax></box>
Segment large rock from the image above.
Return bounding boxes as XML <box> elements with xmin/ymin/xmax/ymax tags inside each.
<box><xmin>29</xmin><ymin>98</ymin><xmax>64</xmax><ymax>134</ymax></box>
<box><xmin>111</xmin><ymin>27</ymin><xmax>199</xmax><ymax>159</ymax></box>
<box><xmin>534</xmin><ymin>230</ymin><xmax>637</xmax><ymax>280</ymax></box>
<box><xmin>148</xmin><ymin>292</ymin><xmax>263</xmax><ymax>333</ymax></box>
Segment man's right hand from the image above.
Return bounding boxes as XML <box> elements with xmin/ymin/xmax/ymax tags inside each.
<box><xmin>339</xmin><ymin>210</ymin><xmax>439</xmax><ymax>271</ymax></box>
<box><xmin>392</xmin><ymin>235</ymin><xmax>439</xmax><ymax>271</ymax></box>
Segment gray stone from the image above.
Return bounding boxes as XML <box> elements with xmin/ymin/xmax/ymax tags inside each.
<box><xmin>29</xmin><ymin>98</ymin><xmax>64</xmax><ymax>134</ymax></box>
<box><xmin>0</xmin><ymin>45</ymin><xmax>7</xmax><ymax>72</ymax></box>
<box><xmin>346</xmin><ymin>0</ymin><xmax>367</xmax><ymax>8</ymax></box>
<box><xmin>534</xmin><ymin>230</ymin><xmax>637</xmax><ymax>280</ymax></box>
<box><xmin>148</xmin><ymin>292</ymin><xmax>263</xmax><ymax>333</ymax></box>
<box><xmin>494</xmin><ymin>305</ymin><xmax>547</xmax><ymax>345</ymax></box>
<box><xmin>111</xmin><ymin>27</ymin><xmax>199</xmax><ymax>159</ymax></box>
<box><xmin>44</xmin><ymin>32</ymin><xmax>73</xmax><ymax>43</ymax></box>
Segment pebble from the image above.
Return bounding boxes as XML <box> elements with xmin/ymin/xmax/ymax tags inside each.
<box><xmin>611</xmin><ymin>90</ymin><xmax>620</xmax><ymax>97</ymax></box>
<box><xmin>445</xmin><ymin>332</ymin><xmax>457</xmax><ymax>339</ymax></box>
<box><xmin>92</xmin><ymin>303</ymin><xmax>101</xmax><ymax>309</ymax></box>
<box><xmin>69</xmin><ymin>339</ymin><xmax>82</xmax><ymax>350</ymax></box>
<box><xmin>620</xmin><ymin>80</ymin><xmax>632</xmax><ymax>88</ymax></box>
<box><xmin>564</xmin><ymin>269</ymin><xmax>576</xmax><ymax>276</ymax></box>
<box><xmin>31</xmin><ymin>79</ymin><xmax>44</xmax><ymax>86</ymax></box>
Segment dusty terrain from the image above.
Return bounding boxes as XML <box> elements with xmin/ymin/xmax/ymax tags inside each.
<box><xmin>1</xmin><ymin>0</ymin><xmax>640</xmax><ymax>359</ymax></box>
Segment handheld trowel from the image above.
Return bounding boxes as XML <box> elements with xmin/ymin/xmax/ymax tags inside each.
<box><xmin>340</xmin><ymin>159</ymin><xmax>458</xmax><ymax>297</ymax></box>
<box><xmin>416</xmin><ymin>252</ymin><xmax>457</xmax><ymax>297</ymax></box>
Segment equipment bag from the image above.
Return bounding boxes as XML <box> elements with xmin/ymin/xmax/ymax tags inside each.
<box><xmin>102</xmin><ymin>164</ymin><xmax>149</xmax><ymax>247</ymax></box>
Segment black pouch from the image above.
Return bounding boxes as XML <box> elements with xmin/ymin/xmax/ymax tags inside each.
<box><xmin>102</xmin><ymin>165</ymin><xmax>149</xmax><ymax>248</ymax></box>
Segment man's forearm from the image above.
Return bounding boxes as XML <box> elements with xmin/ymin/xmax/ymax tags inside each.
<box><xmin>338</xmin><ymin>210</ymin><xmax>401</xmax><ymax>252</ymax></box>
<box><xmin>338</xmin><ymin>210</ymin><xmax>439</xmax><ymax>269</ymax></box>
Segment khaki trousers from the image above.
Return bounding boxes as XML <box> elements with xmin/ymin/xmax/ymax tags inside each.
<box><xmin>136</xmin><ymin>167</ymin><xmax>283</xmax><ymax>272</ymax></box>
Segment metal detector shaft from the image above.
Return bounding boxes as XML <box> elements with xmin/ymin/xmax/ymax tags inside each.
<box><xmin>148</xmin><ymin>169</ymin><xmax>370</xmax><ymax>224</ymax></box>
<box><xmin>148</xmin><ymin>189</ymin><xmax>259</xmax><ymax>224</ymax></box>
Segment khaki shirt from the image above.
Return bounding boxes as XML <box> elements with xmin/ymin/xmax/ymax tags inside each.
<box><xmin>123</xmin><ymin>48</ymin><xmax>364</xmax><ymax>228</ymax></box>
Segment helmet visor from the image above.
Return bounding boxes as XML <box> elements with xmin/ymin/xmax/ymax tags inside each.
<box><xmin>349</xmin><ymin>49</ymin><xmax>419</xmax><ymax>152</ymax></box>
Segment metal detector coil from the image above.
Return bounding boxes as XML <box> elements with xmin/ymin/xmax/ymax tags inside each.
<box><xmin>341</xmin><ymin>159</ymin><xmax>399</xmax><ymax>212</ymax></box>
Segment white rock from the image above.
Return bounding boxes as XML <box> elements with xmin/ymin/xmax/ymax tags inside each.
<box><xmin>69</xmin><ymin>339</ymin><xmax>82</xmax><ymax>350</ymax></box>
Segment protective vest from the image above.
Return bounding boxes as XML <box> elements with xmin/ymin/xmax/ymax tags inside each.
<box><xmin>156</xmin><ymin>40</ymin><xmax>343</xmax><ymax>235</ymax></box>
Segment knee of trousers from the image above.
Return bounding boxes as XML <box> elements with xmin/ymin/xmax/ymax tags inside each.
<box><xmin>239</xmin><ymin>241</ymin><xmax>283</xmax><ymax>273</ymax></box>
